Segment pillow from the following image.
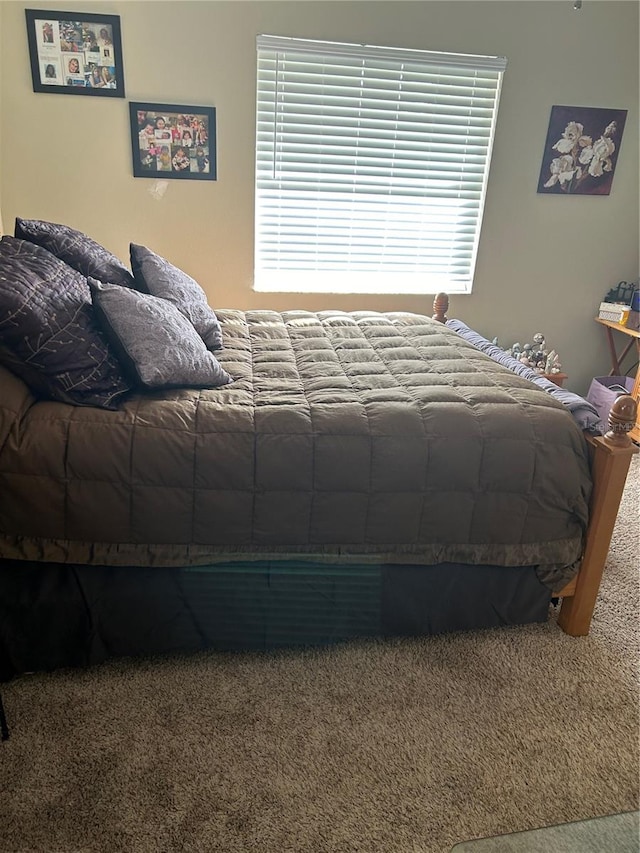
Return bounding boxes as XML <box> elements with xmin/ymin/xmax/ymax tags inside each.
<box><xmin>0</xmin><ymin>236</ymin><xmax>131</xmax><ymax>408</ymax></box>
<box><xmin>15</xmin><ymin>217</ymin><xmax>136</xmax><ymax>288</ymax></box>
<box><xmin>445</xmin><ymin>318</ymin><xmax>602</xmax><ymax>432</ymax></box>
<box><xmin>129</xmin><ymin>243</ymin><xmax>222</xmax><ymax>350</ymax></box>
<box><xmin>89</xmin><ymin>280</ymin><xmax>232</xmax><ymax>391</ymax></box>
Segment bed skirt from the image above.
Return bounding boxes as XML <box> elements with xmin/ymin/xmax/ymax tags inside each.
<box><xmin>0</xmin><ymin>559</ymin><xmax>552</xmax><ymax>680</ymax></box>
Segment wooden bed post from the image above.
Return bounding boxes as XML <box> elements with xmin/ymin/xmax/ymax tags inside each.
<box><xmin>558</xmin><ymin>395</ymin><xmax>638</xmax><ymax>636</ymax></box>
<box><xmin>430</xmin><ymin>293</ymin><xmax>635</xmax><ymax>637</ymax></box>
<box><xmin>432</xmin><ymin>292</ymin><xmax>449</xmax><ymax>324</ymax></box>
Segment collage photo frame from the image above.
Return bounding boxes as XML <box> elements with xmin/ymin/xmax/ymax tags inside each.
<box><xmin>25</xmin><ymin>9</ymin><xmax>124</xmax><ymax>97</ymax></box>
<box><xmin>129</xmin><ymin>102</ymin><xmax>217</xmax><ymax>181</ymax></box>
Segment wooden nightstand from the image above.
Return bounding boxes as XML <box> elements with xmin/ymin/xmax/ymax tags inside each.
<box><xmin>542</xmin><ymin>372</ymin><xmax>568</xmax><ymax>387</ymax></box>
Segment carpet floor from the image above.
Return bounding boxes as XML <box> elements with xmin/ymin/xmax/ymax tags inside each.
<box><xmin>1</xmin><ymin>458</ymin><xmax>638</xmax><ymax>853</ymax></box>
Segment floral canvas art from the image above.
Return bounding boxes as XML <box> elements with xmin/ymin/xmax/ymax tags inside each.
<box><xmin>537</xmin><ymin>105</ymin><xmax>627</xmax><ymax>195</ymax></box>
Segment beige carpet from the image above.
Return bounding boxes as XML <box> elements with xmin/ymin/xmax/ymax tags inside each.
<box><xmin>1</xmin><ymin>459</ymin><xmax>638</xmax><ymax>853</ymax></box>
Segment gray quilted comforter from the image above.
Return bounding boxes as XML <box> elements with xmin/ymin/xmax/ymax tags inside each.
<box><xmin>0</xmin><ymin>310</ymin><xmax>592</xmax><ymax>588</ymax></box>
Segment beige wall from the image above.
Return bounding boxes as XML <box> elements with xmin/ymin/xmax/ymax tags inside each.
<box><xmin>1</xmin><ymin>0</ymin><xmax>638</xmax><ymax>395</ymax></box>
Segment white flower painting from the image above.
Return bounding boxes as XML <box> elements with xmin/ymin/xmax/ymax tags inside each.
<box><xmin>537</xmin><ymin>106</ymin><xmax>627</xmax><ymax>195</ymax></box>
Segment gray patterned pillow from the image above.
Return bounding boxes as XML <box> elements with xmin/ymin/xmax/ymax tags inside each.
<box><xmin>129</xmin><ymin>243</ymin><xmax>222</xmax><ymax>350</ymax></box>
<box><xmin>0</xmin><ymin>236</ymin><xmax>131</xmax><ymax>409</ymax></box>
<box><xmin>89</xmin><ymin>280</ymin><xmax>232</xmax><ymax>390</ymax></box>
<box><xmin>15</xmin><ymin>218</ymin><xmax>136</xmax><ymax>288</ymax></box>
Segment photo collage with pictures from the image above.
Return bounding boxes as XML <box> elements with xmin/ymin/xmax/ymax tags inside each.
<box><xmin>136</xmin><ymin>110</ymin><xmax>211</xmax><ymax>175</ymax></box>
<box><xmin>34</xmin><ymin>17</ymin><xmax>118</xmax><ymax>90</ymax></box>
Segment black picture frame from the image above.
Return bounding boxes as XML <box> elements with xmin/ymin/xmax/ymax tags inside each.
<box><xmin>536</xmin><ymin>105</ymin><xmax>627</xmax><ymax>196</ymax></box>
<box><xmin>129</xmin><ymin>102</ymin><xmax>217</xmax><ymax>181</ymax></box>
<box><xmin>25</xmin><ymin>9</ymin><xmax>125</xmax><ymax>97</ymax></box>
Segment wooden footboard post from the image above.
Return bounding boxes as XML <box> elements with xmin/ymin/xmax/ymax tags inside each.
<box><xmin>558</xmin><ymin>395</ymin><xmax>638</xmax><ymax>636</ymax></box>
<box><xmin>432</xmin><ymin>293</ymin><xmax>449</xmax><ymax>324</ymax></box>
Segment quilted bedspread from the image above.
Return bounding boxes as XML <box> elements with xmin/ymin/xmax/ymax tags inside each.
<box><xmin>0</xmin><ymin>310</ymin><xmax>592</xmax><ymax>586</ymax></box>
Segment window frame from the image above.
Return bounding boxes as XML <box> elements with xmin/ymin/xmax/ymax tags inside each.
<box><xmin>254</xmin><ymin>35</ymin><xmax>507</xmax><ymax>295</ymax></box>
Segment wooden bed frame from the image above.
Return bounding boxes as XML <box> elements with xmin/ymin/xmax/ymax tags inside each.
<box><xmin>0</xmin><ymin>296</ymin><xmax>636</xmax><ymax>740</ymax></box>
<box><xmin>433</xmin><ymin>292</ymin><xmax>639</xmax><ymax>637</ymax></box>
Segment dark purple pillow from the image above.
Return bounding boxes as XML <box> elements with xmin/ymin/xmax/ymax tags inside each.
<box><xmin>130</xmin><ymin>243</ymin><xmax>222</xmax><ymax>350</ymax></box>
<box><xmin>15</xmin><ymin>217</ymin><xmax>136</xmax><ymax>288</ymax></box>
<box><xmin>90</xmin><ymin>280</ymin><xmax>232</xmax><ymax>391</ymax></box>
<box><xmin>0</xmin><ymin>236</ymin><xmax>131</xmax><ymax>409</ymax></box>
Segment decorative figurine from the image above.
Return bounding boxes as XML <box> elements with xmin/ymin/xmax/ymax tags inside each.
<box><xmin>604</xmin><ymin>281</ymin><xmax>636</xmax><ymax>306</ymax></box>
<box><xmin>545</xmin><ymin>350</ymin><xmax>562</xmax><ymax>374</ymax></box>
<box><xmin>501</xmin><ymin>332</ymin><xmax>562</xmax><ymax>376</ymax></box>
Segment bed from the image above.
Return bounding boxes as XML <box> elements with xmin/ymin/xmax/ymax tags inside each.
<box><xmin>0</xmin><ymin>224</ymin><xmax>637</xmax><ymax>683</ymax></box>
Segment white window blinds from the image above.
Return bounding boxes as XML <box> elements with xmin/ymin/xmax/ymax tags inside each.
<box><xmin>255</xmin><ymin>35</ymin><xmax>506</xmax><ymax>295</ymax></box>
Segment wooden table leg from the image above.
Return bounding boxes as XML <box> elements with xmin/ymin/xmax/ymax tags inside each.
<box><xmin>604</xmin><ymin>327</ymin><xmax>621</xmax><ymax>374</ymax></box>
<box><xmin>604</xmin><ymin>327</ymin><xmax>636</xmax><ymax>376</ymax></box>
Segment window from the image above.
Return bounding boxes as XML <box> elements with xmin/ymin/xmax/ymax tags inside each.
<box><xmin>255</xmin><ymin>36</ymin><xmax>506</xmax><ymax>295</ymax></box>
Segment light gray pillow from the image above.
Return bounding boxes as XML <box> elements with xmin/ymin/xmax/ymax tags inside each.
<box><xmin>89</xmin><ymin>280</ymin><xmax>231</xmax><ymax>390</ymax></box>
<box><xmin>129</xmin><ymin>243</ymin><xmax>223</xmax><ymax>350</ymax></box>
